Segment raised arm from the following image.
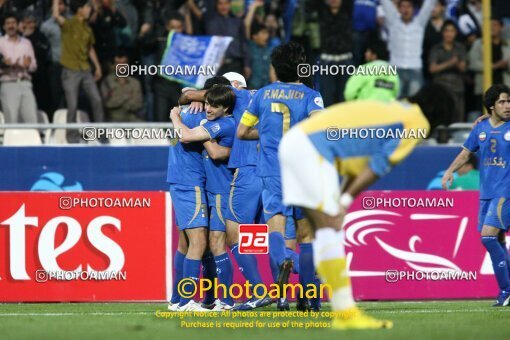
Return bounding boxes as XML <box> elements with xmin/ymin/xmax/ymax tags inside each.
<box><xmin>417</xmin><ymin>0</ymin><xmax>438</xmax><ymax>26</ymax></box>
<box><xmin>380</xmin><ymin>0</ymin><xmax>400</xmax><ymax>24</ymax></box>
<box><xmin>52</xmin><ymin>0</ymin><xmax>66</xmax><ymax>25</ymax></box>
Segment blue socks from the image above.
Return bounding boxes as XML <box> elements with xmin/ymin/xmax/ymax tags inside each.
<box><xmin>269</xmin><ymin>232</ymin><xmax>287</xmax><ymax>269</ymax></box>
<box><xmin>231</xmin><ymin>244</ymin><xmax>265</xmax><ymax>296</ymax></box>
<box><xmin>500</xmin><ymin>242</ymin><xmax>510</xmax><ymax>280</ymax></box>
<box><xmin>286</xmin><ymin>247</ymin><xmax>300</xmax><ymax>274</ymax></box>
<box><xmin>201</xmin><ymin>252</ymin><xmax>217</xmax><ymax>305</ymax></box>
<box><xmin>299</xmin><ymin>243</ymin><xmax>315</xmax><ymax>298</ymax></box>
<box><xmin>215</xmin><ymin>253</ymin><xmax>234</xmax><ymax>305</ymax></box>
<box><xmin>179</xmin><ymin>258</ymin><xmax>201</xmax><ymax>306</ymax></box>
<box><xmin>482</xmin><ymin>236</ymin><xmax>510</xmax><ymax>291</ymax></box>
<box><xmin>171</xmin><ymin>251</ymin><xmax>185</xmax><ymax>304</ymax></box>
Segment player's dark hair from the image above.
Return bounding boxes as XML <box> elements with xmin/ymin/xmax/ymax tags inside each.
<box><xmin>483</xmin><ymin>84</ymin><xmax>510</xmax><ymax>113</ymax></box>
<box><xmin>438</xmin><ymin>0</ymin><xmax>446</xmax><ymax>6</ymax></box>
<box><xmin>70</xmin><ymin>0</ymin><xmax>88</xmax><ymax>14</ymax></box>
<box><xmin>366</xmin><ymin>38</ymin><xmax>389</xmax><ymax>61</ymax></box>
<box><xmin>271</xmin><ymin>42</ymin><xmax>306</xmax><ymax>83</ymax></box>
<box><xmin>2</xmin><ymin>11</ymin><xmax>19</xmax><ymax>25</ymax></box>
<box><xmin>203</xmin><ymin>76</ymin><xmax>230</xmax><ymax>90</ymax></box>
<box><xmin>408</xmin><ymin>83</ymin><xmax>455</xmax><ymax>130</ymax></box>
<box><xmin>205</xmin><ymin>85</ymin><xmax>236</xmax><ymax>115</ymax></box>
<box><xmin>440</xmin><ymin>19</ymin><xmax>458</xmax><ymax>34</ymax></box>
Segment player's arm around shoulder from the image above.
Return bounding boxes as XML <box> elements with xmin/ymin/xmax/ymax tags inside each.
<box><xmin>203</xmin><ymin>117</ymin><xmax>235</xmax><ymax>161</ymax></box>
<box><xmin>170</xmin><ymin>106</ymin><xmax>210</xmax><ymax>143</ymax></box>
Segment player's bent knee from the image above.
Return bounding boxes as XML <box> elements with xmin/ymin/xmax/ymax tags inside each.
<box><xmin>480</xmin><ymin>225</ymin><xmax>501</xmax><ymax>237</ymax></box>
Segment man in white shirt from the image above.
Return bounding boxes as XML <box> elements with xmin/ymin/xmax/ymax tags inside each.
<box><xmin>381</xmin><ymin>0</ymin><xmax>437</xmax><ymax>98</ymax></box>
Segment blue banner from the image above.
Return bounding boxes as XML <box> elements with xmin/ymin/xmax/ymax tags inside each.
<box><xmin>0</xmin><ymin>146</ymin><xmax>463</xmax><ymax>192</ymax></box>
<box><xmin>159</xmin><ymin>32</ymin><xmax>233</xmax><ymax>88</ymax></box>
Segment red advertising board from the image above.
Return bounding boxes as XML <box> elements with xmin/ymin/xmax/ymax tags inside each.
<box><xmin>0</xmin><ymin>192</ymin><xmax>170</xmax><ymax>302</ymax></box>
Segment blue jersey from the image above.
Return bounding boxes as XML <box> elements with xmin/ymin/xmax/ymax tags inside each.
<box><xmin>464</xmin><ymin>119</ymin><xmax>510</xmax><ymax>199</ymax></box>
<box><xmin>167</xmin><ymin>107</ymin><xmax>206</xmax><ymax>186</ymax></box>
<box><xmin>228</xmin><ymin>87</ymin><xmax>258</xmax><ymax>169</ymax></box>
<box><xmin>242</xmin><ymin>82</ymin><xmax>324</xmax><ymax>177</ymax></box>
<box><xmin>202</xmin><ymin>116</ymin><xmax>236</xmax><ymax>194</ymax></box>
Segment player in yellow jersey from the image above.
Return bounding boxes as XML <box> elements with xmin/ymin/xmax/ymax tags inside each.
<box><xmin>278</xmin><ymin>84</ymin><xmax>453</xmax><ymax>330</ymax></box>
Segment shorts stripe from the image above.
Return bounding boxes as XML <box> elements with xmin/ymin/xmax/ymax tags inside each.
<box><xmin>497</xmin><ymin>197</ymin><xmax>505</xmax><ymax>229</ymax></box>
<box><xmin>216</xmin><ymin>194</ymin><xmax>225</xmax><ymax>225</ymax></box>
<box><xmin>188</xmin><ymin>186</ymin><xmax>202</xmax><ymax>225</ymax></box>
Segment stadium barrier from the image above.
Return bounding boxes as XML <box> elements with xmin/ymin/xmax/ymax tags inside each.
<box><xmin>0</xmin><ymin>191</ymin><xmax>502</xmax><ymax>302</ymax></box>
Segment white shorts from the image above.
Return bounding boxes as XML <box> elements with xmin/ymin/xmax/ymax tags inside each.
<box><xmin>278</xmin><ymin>127</ymin><xmax>342</xmax><ymax>216</ymax></box>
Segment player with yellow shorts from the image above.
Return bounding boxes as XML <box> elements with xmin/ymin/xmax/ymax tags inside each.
<box><xmin>278</xmin><ymin>84</ymin><xmax>452</xmax><ymax>330</ymax></box>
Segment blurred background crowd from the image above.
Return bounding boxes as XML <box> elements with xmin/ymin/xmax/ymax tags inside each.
<box><xmin>0</xmin><ymin>0</ymin><xmax>509</xmax><ymax>132</ymax></box>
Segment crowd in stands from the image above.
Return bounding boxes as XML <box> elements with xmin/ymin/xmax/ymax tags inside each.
<box><xmin>0</xmin><ymin>0</ymin><xmax>509</xmax><ymax>134</ymax></box>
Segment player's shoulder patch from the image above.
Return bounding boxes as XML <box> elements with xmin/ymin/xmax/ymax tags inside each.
<box><xmin>479</xmin><ymin>131</ymin><xmax>487</xmax><ymax>142</ymax></box>
<box><xmin>313</xmin><ymin>96</ymin><xmax>324</xmax><ymax>109</ymax></box>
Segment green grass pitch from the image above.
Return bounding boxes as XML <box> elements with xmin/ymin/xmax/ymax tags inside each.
<box><xmin>0</xmin><ymin>301</ymin><xmax>508</xmax><ymax>340</ymax></box>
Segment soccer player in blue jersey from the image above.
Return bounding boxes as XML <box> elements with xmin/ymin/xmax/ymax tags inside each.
<box><xmin>167</xmin><ymin>77</ymin><xmax>231</xmax><ymax>312</ymax></box>
<box><xmin>443</xmin><ymin>84</ymin><xmax>510</xmax><ymax>307</ymax></box>
<box><xmin>278</xmin><ymin>84</ymin><xmax>451</xmax><ymax>329</ymax></box>
<box><xmin>237</xmin><ymin>42</ymin><xmax>324</xmax><ymax>310</ymax></box>
<box><xmin>180</xmin><ymin>73</ymin><xmax>273</xmax><ymax>310</ymax></box>
<box><xmin>171</xmin><ymin>84</ymin><xmax>237</xmax><ymax>311</ymax></box>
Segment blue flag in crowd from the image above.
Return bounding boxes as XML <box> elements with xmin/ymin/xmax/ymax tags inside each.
<box><xmin>160</xmin><ymin>31</ymin><xmax>233</xmax><ymax>88</ymax></box>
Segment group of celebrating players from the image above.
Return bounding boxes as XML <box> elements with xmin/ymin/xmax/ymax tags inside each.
<box><xmin>167</xmin><ymin>40</ymin><xmax>510</xmax><ymax>330</ymax></box>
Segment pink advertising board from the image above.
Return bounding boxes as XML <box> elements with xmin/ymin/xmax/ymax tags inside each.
<box><xmin>169</xmin><ymin>190</ymin><xmax>502</xmax><ymax>300</ymax></box>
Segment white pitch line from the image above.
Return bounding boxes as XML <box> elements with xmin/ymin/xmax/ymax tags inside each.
<box><xmin>0</xmin><ymin>309</ymin><xmax>507</xmax><ymax>317</ymax></box>
<box><xmin>0</xmin><ymin>312</ymin><xmax>153</xmax><ymax>317</ymax></box>
<box><xmin>372</xmin><ymin>309</ymin><xmax>510</xmax><ymax>314</ymax></box>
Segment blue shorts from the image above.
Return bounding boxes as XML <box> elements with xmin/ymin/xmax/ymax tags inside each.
<box><xmin>261</xmin><ymin>176</ymin><xmax>303</xmax><ymax>221</ymax></box>
<box><xmin>225</xmin><ymin>166</ymin><xmax>263</xmax><ymax>224</ymax></box>
<box><xmin>478</xmin><ymin>198</ymin><xmax>510</xmax><ymax>232</ymax></box>
<box><xmin>207</xmin><ymin>191</ymin><xmax>229</xmax><ymax>232</ymax></box>
<box><xmin>285</xmin><ymin>217</ymin><xmax>296</xmax><ymax>240</ymax></box>
<box><xmin>169</xmin><ymin>184</ymin><xmax>208</xmax><ymax>230</ymax></box>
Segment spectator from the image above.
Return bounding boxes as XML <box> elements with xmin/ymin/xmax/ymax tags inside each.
<box><xmin>429</xmin><ymin>20</ymin><xmax>466</xmax><ymax>122</ymax></box>
<box><xmin>0</xmin><ymin>12</ymin><xmax>38</xmax><ymax>123</ymax></box>
<box><xmin>41</xmin><ymin>0</ymin><xmax>69</xmax><ymax>116</ymax></box>
<box><xmin>457</xmin><ymin>0</ymin><xmax>481</xmax><ymax>47</ymax></box>
<box><xmin>89</xmin><ymin>0</ymin><xmax>127</xmax><ymax>76</ymax></box>
<box><xmin>423</xmin><ymin>0</ymin><xmax>445</xmax><ymax>80</ymax></box>
<box><xmin>21</xmin><ymin>11</ymin><xmax>51</xmax><ymax>115</ymax></box>
<box><xmin>100</xmin><ymin>51</ymin><xmax>143</xmax><ymax>122</ymax></box>
<box><xmin>140</xmin><ymin>12</ymin><xmax>190</xmax><ymax>122</ymax></box>
<box><xmin>138</xmin><ymin>0</ymin><xmax>184</xmax><ymax>121</ymax></box>
<box><xmin>450</xmin><ymin>154</ymin><xmax>479</xmax><ymax>190</ymax></box>
<box><xmin>344</xmin><ymin>38</ymin><xmax>399</xmax><ymax>102</ymax></box>
<box><xmin>318</xmin><ymin>0</ymin><xmax>353</xmax><ymax>106</ymax></box>
<box><xmin>352</xmin><ymin>0</ymin><xmax>379</xmax><ymax>66</ymax></box>
<box><xmin>115</xmin><ymin>0</ymin><xmax>139</xmax><ymax>60</ymax></box>
<box><xmin>468</xmin><ymin>18</ymin><xmax>510</xmax><ymax>111</ymax></box>
<box><xmin>247</xmin><ymin>21</ymin><xmax>273</xmax><ymax>89</ymax></box>
<box><xmin>52</xmin><ymin>0</ymin><xmax>104</xmax><ymax>142</ymax></box>
<box><xmin>202</xmin><ymin>0</ymin><xmax>250</xmax><ymax>77</ymax></box>
<box><xmin>381</xmin><ymin>0</ymin><xmax>437</xmax><ymax>98</ymax></box>
<box><xmin>244</xmin><ymin>0</ymin><xmax>282</xmax><ymax>49</ymax></box>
